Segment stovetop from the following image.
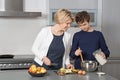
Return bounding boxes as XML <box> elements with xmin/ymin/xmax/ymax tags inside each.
<box><xmin>0</xmin><ymin>55</ymin><xmax>34</xmax><ymax>70</ymax></box>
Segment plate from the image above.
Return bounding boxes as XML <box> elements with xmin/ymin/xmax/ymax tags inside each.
<box><xmin>96</xmin><ymin>72</ymin><xmax>106</xmax><ymax>76</ymax></box>
<box><xmin>28</xmin><ymin>71</ymin><xmax>47</xmax><ymax>77</ymax></box>
<box><xmin>55</xmin><ymin>69</ymin><xmax>78</xmax><ymax>76</ymax></box>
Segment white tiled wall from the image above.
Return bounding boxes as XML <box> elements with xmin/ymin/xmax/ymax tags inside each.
<box><xmin>0</xmin><ymin>0</ymin><xmax>48</xmax><ymax>55</ymax></box>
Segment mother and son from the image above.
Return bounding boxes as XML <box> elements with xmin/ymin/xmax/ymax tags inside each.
<box><xmin>32</xmin><ymin>9</ymin><xmax>110</xmax><ymax>70</ymax></box>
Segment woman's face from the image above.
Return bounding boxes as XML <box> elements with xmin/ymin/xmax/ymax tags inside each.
<box><xmin>59</xmin><ymin>19</ymin><xmax>72</xmax><ymax>32</ymax></box>
<box><xmin>78</xmin><ymin>21</ymin><xmax>90</xmax><ymax>32</ymax></box>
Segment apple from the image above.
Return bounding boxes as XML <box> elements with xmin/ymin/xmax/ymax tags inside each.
<box><xmin>37</xmin><ymin>67</ymin><xmax>41</xmax><ymax>72</ymax></box>
<box><xmin>29</xmin><ymin>64</ymin><xmax>37</xmax><ymax>73</ymax></box>
<box><xmin>40</xmin><ymin>67</ymin><xmax>47</xmax><ymax>73</ymax></box>
<box><xmin>31</xmin><ymin>64</ymin><xmax>36</xmax><ymax>69</ymax></box>
<box><xmin>29</xmin><ymin>65</ymin><xmax>47</xmax><ymax>74</ymax></box>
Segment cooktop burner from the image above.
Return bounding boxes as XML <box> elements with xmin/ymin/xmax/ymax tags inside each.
<box><xmin>0</xmin><ymin>55</ymin><xmax>34</xmax><ymax>70</ymax></box>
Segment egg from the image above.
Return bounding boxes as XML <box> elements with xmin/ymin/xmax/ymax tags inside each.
<box><xmin>82</xmin><ymin>70</ymin><xmax>86</xmax><ymax>75</ymax></box>
<box><xmin>78</xmin><ymin>70</ymin><xmax>83</xmax><ymax>74</ymax></box>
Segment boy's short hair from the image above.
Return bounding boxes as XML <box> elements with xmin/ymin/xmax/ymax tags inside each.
<box><xmin>54</xmin><ymin>9</ymin><xmax>74</xmax><ymax>24</ymax></box>
<box><xmin>75</xmin><ymin>11</ymin><xmax>90</xmax><ymax>24</ymax></box>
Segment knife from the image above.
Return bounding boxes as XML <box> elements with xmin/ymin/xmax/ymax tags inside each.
<box><xmin>51</xmin><ymin>63</ymin><xmax>58</xmax><ymax>66</ymax></box>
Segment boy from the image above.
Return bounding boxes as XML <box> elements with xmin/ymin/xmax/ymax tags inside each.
<box><xmin>70</xmin><ymin>11</ymin><xmax>110</xmax><ymax>69</ymax></box>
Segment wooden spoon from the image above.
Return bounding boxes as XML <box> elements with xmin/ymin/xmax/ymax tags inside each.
<box><xmin>80</xmin><ymin>54</ymin><xmax>84</xmax><ymax>63</ymax></box>
<box><xmin>78</xmin><ymin>48</ymin><xmax>84</xmax><ymax>63</ymax></box>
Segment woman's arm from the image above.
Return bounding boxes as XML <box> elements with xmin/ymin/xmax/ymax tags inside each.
<box><xmin>32</xmin><ymin>28</ymin><xmax>46</xmax><ymax>60</ymax></box>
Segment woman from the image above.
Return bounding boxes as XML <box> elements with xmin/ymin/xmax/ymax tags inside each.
<box><xmin>32</xmin><ymin>9</ymin><xmax>74</xmax><ymax>70</ymax></box>
<box><xmin>70</xmin><ymin>11</ymin><xmax>110</xmax><ymax>69</ymax></box>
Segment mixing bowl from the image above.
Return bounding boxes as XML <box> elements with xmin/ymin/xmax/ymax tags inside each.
<box><xmin>81</xmin><ymin>60</ymin><xmax>98</xmax><ymax>72</ymax></box>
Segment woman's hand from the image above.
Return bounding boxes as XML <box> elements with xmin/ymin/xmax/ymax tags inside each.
<box><xmin>42</xmin><ymin>56</ymin><xmax>51</xmax><ymax>66</ymax></box>
<box><xmin>66</xmin><ymin>64</ymin><xmax>74</xmax><ymax>69</ymax></box>
<box><xmin>75</xmin><ymin>47</ymin><xmax>82</xmax><ymax>56</ymax></box>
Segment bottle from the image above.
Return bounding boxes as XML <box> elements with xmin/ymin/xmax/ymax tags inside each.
<box><xmin>93</xmin><ymin>49</ymin><xmax>107</xmax><ymax>65</ymax></box>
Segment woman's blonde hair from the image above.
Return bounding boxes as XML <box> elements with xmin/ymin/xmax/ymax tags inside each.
<box><xmin>54</xmin><ymin>9</ymin><xmax>74</xmax><ymax>24</ymax></box>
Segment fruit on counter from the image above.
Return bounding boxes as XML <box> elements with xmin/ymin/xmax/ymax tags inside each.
<box><xmin>72</xmin><ymin>69</ymin><xmax>79</xmax><ymax>73</ymax></box>
<box><xmin>29</xmin><ymin>64</ymin><xmax>37</xmax><ymax>73</ymax></box>
<box><xmin>40</xmin><ymin>67</ymin><xmax>47</xmax><ymax>73</ymax></box>
<box><xmin>59</xmin><ymin>68</ymin><xmax>65</xmax><ymax>72</ymax></box>
<box><xmin>59</xmin><ymin>68</ymin><xmax>73</xmax><ymax>73</ymax></box>
<box><xmin>82</xmin><ymin>70</ymin><xmax>86</xmax><ymax>75</ymax></box>
<box><xmin>65</xmin><ymin>69</ymin><xmax>72</xmax><ymax>73</ymax></box>
<box><xmin>37</xmin><ymin>67</ymin><xmax>41</xmax><ymax>71</ymax></box>
<box><xmin>28</xmin><ymin>64</ymin><xmax>47</xmax><ymax>74</ymax></box>
<box><xmin>78</xmin><ymin>70</ymin><xmax>83</xmax><ymax>74</ymax></box>
<box><xmin>57</xmin><ymin>68</ymin><xmax>87</xmax><ymax>75</ymax></box>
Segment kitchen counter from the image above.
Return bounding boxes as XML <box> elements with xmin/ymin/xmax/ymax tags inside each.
<box><xmin>0</xmin><ymin>70</ymin><xmax>118</xmax><ymax>80</ymax></box>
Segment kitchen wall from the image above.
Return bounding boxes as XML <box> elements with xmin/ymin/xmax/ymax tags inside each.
<box><xmin>0</xmin><ymin>0</ymin><xmax>47</xmax><ymax>55</ymax></box>
<box><xmin>0</xmin><ymin>0</ymin><xmax>101</xmax><ymax>55</ymax></box>
<box><xmin>49</xmin><ymin>0</ymin><xmax>97</xmax><ymax>9</ymax></box>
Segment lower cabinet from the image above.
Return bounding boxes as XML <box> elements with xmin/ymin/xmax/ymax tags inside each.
<box><xmin>102</xmin><ymin>59</ymin><xmax>120</xmax><ymax>80</ymax></box>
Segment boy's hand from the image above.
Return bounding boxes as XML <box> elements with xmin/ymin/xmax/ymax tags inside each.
<box><xmin>100</xmin><ymin>52</ymin><xmax>106</xmax><ymax>59</ymax></box>
<box><xmin>75</xmin><ymin>47</ymin><xmax>82</xmax><ymax>56</ymax></box>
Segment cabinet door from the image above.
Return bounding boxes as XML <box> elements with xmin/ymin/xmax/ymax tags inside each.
<box><xmin>102</xmin><ymin>60</ymin><xmax>120</xmax><ymax>80</ymax></box>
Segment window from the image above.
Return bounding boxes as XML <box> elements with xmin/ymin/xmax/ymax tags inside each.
<box><xmin>49</xmin><ymin>9</ymin><xmax>97</xmax><ymax>27</ymax></box>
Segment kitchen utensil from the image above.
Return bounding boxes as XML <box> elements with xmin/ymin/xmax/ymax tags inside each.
<box><xmin>81</xmin><ymin>60</ymin><xmax>98</xmax><ymax>72</ymax></box>
<box><xmin>78</xmin><ymin>47</ymin><xmax>84</xmax><ymax>63</ymax></box>
<box><xmin>51</xmin><ymin>63</ymin><xmax>58</xmax><ymax>66</ymax></box>
<box><xmin>80</xmin><ymin>53</ymin><xmax>84</xmax><ymax>63</ymax></box>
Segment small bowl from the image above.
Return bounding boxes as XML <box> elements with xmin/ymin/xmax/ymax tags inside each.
<box><xmin>96</xmin><ymin>72</ymin><xmax>106</xmax><ymax>76</ymax></box>
<box><xmin>81</xmin><ymin>60</ymin><xmax>98</xmax><ymax>72</ymax></box>
<box><xmin>28</xmin><ymin>71</ymin><xmax>47</xmax><ymax>77</ymax></box>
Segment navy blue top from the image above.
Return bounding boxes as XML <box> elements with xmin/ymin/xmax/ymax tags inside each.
<box><xmin>70</xmin><ymin>30</ymin><xmax>110</xmax><ymax>69</ymax></box>
<box><xmin>42</xmin><ymin>34</ymin><xmax>65</xmax><ymax>70</ymax></box>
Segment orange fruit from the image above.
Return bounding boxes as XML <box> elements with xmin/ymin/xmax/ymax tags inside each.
<box><xmin>36</xmin><ymin>71</ymin><xmax>41</xmax><ymax>74</ymax></box>
<box><xmin>29</xmin><ymin>67</ymin><xmax>33</xmax><ymax>72</ymax></box>
<box><xmin>37</xmin><ymin>67</ymin><xmax>41</xmax><ymax>71</ymax></box>
<box><xmin>31</xmin><ymin>64</ymin><xmax>36</xmax><ymax>68</ymax></box>
<box><xmin>40</xmin><ymin>67</ymin><xmax>47</xmax><ymax>73</ymax></box>
<box><xmin>29</xmin><ymin>64</ymin><xmax>37</xmax><ymax>73</ymax></box>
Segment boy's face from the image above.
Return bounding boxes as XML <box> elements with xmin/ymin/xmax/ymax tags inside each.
<box><xmin>78</xmin><ymin>21</ymin><xmax>90</xmax><ymax>32</ymax></box>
